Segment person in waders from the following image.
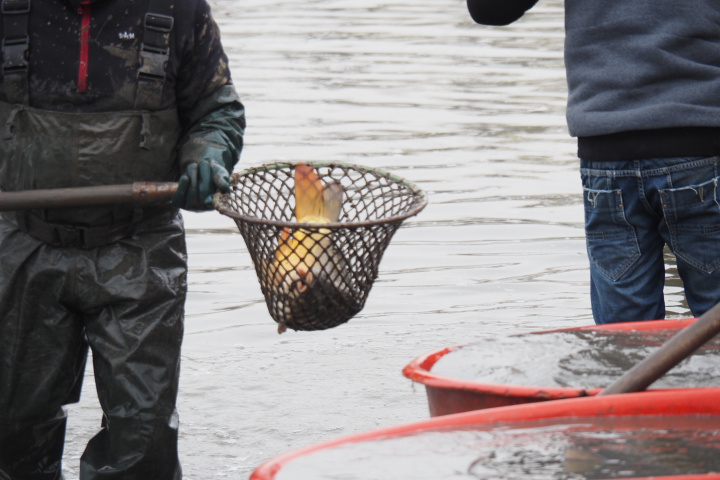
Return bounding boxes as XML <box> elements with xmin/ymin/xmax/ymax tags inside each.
<box><xmin>467</xmin><ymin>0</ymin><xmax>720</xmax><ymax>324</ymax></box>
<box><xmin>0</xmin><ymin>0</ymin><xmax>245</xmax><ymax>478</ymax></box>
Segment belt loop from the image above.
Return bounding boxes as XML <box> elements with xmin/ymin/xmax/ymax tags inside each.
<box><xmin>132</xmin><ymin>207</ymin><xmax>144</xmax><ymax>223</ymax></box>
<box><xmin>139</xmin><ymin>112</ymin><xmax>151</xmax><ymax>149</ymax></box>
<box><xmin>13</xmin><ymin>210</ymin><xmax>27</xmax><ymax>231</ymax></box>
<box><xmin>4</xmin><ymin>104</ymin><xmax>23</xmax><ymax>140</ymax></box>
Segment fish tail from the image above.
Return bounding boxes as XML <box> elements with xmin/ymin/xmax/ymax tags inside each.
<box><xmin>323</xmin><ymin>180</ymin><xmax>344</xmax><ymax>222</ymax></box>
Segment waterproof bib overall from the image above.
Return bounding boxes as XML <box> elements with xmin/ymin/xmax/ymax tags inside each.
<box><xmin>0</xmin><ymin>0</ymin><xmax>182</xmax><ymax>238</ymax></box>
<box><xmin>0</xmin><ymin>101</ymin><xmax>182</xmax><ymax>241</ymax></box>
<box><xmin>0</xmin><ymin>1</ymin><xmax>187</xmax><ymax>478</ymax></box>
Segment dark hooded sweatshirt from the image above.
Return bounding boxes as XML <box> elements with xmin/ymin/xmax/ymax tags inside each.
<box><xmin>467</xmin><ymin>0</ymin><xmax>720</xmax><ymax>162</ymax></box>
<box><xmin>2</xmin><ymin>0</ymin><xmax>236</xmax><ymax>114</ymax></box>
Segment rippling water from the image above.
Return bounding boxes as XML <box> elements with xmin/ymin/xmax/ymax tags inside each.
<box><xmin>61</xmin><ymin>0</ymin><xmax>693</xmax><ymax>478</ymax></box>
<box><xmin>275</xmin><ymin>416</ymin><xmax>720</xmax><ymax>480</ymax></box>
<box><xmin>431</xmin><ymin>328</ymin><xmax>720</xmax><ymax>389</ymax></box>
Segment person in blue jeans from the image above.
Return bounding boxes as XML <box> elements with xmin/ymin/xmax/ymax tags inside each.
<box><xmin>466</xmin><ymin>0</ymin><xmax>720</xmax><ymax>324</ymax></box>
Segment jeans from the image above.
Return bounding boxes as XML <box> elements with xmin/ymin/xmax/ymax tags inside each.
<box><xmin>580</xmin><ymin>156</ymin><xmax>720</xmax><ymax>324</ymax></box>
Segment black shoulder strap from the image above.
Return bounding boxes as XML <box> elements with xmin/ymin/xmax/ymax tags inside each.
<box><xmin>1</xmin><ymin>0</ymin><xmax>30</xmax><ymax>104</ymax></box>
<box><xmin>135</xmin><ymin>0</ymin><xmax>174</xmax><ymax>110</ymax></box>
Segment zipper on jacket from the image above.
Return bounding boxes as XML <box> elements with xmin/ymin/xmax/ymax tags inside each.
<box><xmin>77</xmin><ymin>0</ymin><xmax>91</xmax><ymax>92</ymax></box>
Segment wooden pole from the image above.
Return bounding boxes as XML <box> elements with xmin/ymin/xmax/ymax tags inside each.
<box><xmin>0</xmin><ymin>182</ymin><xmax>178</xmax><ymax>211</ymax></box>
<box><xmin>599</xmin><ymin>301</ymin><xmax>720</xmax><ymax>395</ymax></box>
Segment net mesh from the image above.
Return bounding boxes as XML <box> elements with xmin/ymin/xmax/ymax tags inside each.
<box><xmin>213</xmin><ymin>162</ymin><xmax>427</xmax><ymax>332</ymax></box>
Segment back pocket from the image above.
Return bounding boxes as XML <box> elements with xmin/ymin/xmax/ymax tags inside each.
<box><xmin>583</xmin><ymin>187</ymin><xmax>640</xmax><ymax>281</ymax></box>
<box><xmin>661</xmin><ymin>177</ymin><xmax>720</xmax><ymax>274</ymax></box>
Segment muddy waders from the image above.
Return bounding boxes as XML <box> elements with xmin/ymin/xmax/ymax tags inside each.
<box><xmin>0</xmin><ymin>213</ymin><xmax>187</xmax><ymax>480</ymax></box>
<box><xmin>0</xmin><ymin>0</ymin><xmax>187</xmax><ymax>477</ymax></box>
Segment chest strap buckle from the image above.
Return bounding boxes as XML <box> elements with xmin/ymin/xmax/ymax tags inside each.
<box><xmin>1</xmin><ymin>0</ymin><xmax>30</xmax><ymax>14</ymax></box>
<box><xmin>144</xmin><ymin>12</ymin><xmax>173</xmax><ymax>32</ymax></box>
<box><xmin>2</xmin><ymin>37</ymin><xmax>29</xmax><ymax>73</ymax></box>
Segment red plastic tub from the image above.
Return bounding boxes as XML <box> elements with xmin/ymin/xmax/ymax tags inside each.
<box><xmin>402</xmin><ymin>318</ymin><xmax>710</xmax><ymax>417</ymax></box>
<box><xmin>250</xmin><ymin>387</ymin><xmax>720</xmax><ymax>480</ymax></box>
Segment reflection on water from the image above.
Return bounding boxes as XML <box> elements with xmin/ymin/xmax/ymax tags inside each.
<box><xmin>276</xmin><ymin>416</ymin><xmax>720</xmax><ymax>480</ymax></box>
<box><xmin>61</xmin><ymin>0</ymin><xmax>693</xmax><ymax>478</ymax></box>
<box><xmin>431</xmin><ymin>328</ymin><xmax>720</xmax><ymax>389</ymax></box>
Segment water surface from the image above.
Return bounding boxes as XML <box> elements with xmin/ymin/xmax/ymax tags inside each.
<box><xmin>431</xmin><ymin>328</ymin><xmax>720</xmax><ymax>389</ymax></box>
<box><xmin>276</xmin><ymin>415</ymin><xmax>720</xmax><ymax>480</ymax></box>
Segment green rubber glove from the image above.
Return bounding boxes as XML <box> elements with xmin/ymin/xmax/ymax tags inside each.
<box><xmin>172</xmin><ymin>157</ymin><xmax>230</xmax><ymax>210</ymax></box>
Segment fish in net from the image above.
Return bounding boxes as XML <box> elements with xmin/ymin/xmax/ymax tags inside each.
<box><xmin>214</xmin><ymin>161</ymin><xmax>427</xmax><ymax>333</ymax></box>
